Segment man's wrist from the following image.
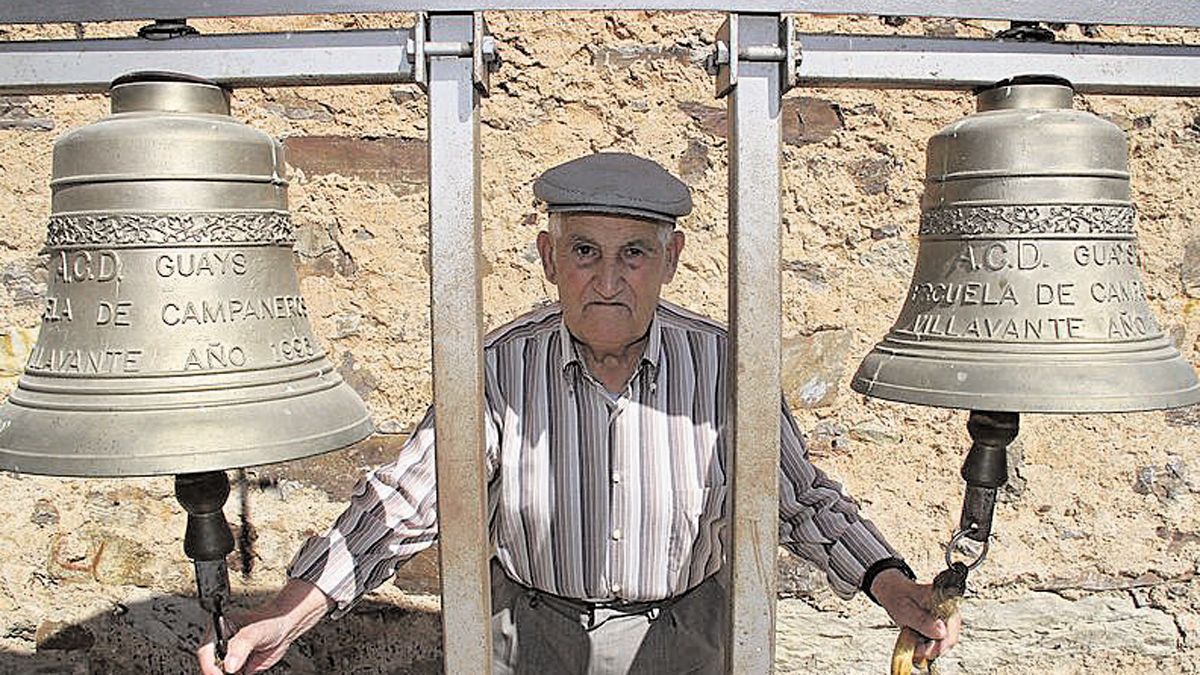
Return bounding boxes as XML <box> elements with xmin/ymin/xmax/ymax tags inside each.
<box><xmin>861</xmin><ymin>557</ymin><xmax>916</xmax><ymax>605</ymax></box>
<box><xmin>272</xmin><ymin>578</ymin><xmax>335</xmax><ymax>640</ymax></box>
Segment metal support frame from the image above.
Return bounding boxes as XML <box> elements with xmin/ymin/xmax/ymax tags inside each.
<box><xmin>0</xmin><ymin>29</ymin><xmax>417</xmax><ymax>94</ymax></box>
<box><xmin>3</xmin><ymin>1</ymin><xmax>1200</xmax><ymax>29</ymax></box>
<box><xmin>719</xmin><ymin>13</ymin><xmax>786</xmax><ymax>675</ymax></box>
<box><xmin>426</xmin><ymin>12</ymin><xmax>492</xmax><ymax>674</ymax></box>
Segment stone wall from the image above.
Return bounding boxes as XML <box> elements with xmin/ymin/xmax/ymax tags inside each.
<box><xmin>0</xmin><ymin>11</ymin><xmax>1198</xmax><ymax>673</ymax></box>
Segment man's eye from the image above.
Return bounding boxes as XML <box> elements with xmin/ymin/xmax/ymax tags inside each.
<box><xmin>573</xmin><ymin>244</ymin><xmax>597</xmax><ymax>257</ymax></box>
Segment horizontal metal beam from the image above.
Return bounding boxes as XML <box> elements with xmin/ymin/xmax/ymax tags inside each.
<box><xmin>0</xmin><ymin>30</ymin><xmax>415</xmax><ymax>94</ymax></box>
<box><xmin>2</xmin><ymin>0</ymin><xmax>1200</xmax><ymax>29</ymax></box>
<box><xmin>796</xmin><ymin>34</ymin><xmax>1200</xmax><ymax>96</ymax></box>
<box><xmin>6</xmin><ymin>29</ymin><xmax>1199</xmax><ymax>97</ymax></box>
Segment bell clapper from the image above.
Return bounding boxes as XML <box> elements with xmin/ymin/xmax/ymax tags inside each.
<box><xmin>890</xmin><ymin>411</ymin><xmax>1020</xmax><ymax>675</ymax></box>
<box><xmin>945</xmin><ymin>410</ymin><xmax>1018</xmax><ymax>571</ymax></box>
<box><xmin>939</xmin><ymin>412</ymin><xmax>1018</xmax><ymax>657</ymax></box>
<box><xmin>175</xmin><ymin>471</ymin><xmax>236</xmax><ymax>661</ymax></box>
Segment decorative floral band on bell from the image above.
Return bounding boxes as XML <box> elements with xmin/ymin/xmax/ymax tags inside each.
<box><xmin>45</xmin><ymin>211</ymin><xmax>295</xmax><ymax>248</ymax></box>
<box><xmin>919</xmin><ymin>204</ymin><xmax>1135</xmax><ymax>237</ymax></box>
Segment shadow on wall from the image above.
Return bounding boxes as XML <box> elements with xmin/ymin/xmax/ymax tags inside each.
<box><xmin>2</xmin><ymin>592</ymin><xmax>443</xmax><ymax>674</ymax></box>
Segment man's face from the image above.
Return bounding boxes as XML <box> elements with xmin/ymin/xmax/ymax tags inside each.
<box><xmin>537</xmin><ymin>213</ymin><xmax>685</xmax><ymax>353</ymax></box>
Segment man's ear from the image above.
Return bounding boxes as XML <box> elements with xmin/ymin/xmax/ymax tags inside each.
<box><xmin>536</xmin><ymin>230</ymin><xmax>558</xmax><ymax>284</ymax></box>
<box><xmin>662</xmin><ymin>230</ymin><xmax>685</xmax><ymax>284</ymax></box>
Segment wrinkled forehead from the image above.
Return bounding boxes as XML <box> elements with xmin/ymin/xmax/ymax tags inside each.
<box><xmin>550</xmin><ymin>211</ymin><xmax>673</xmax><ymax>244</ymax></box>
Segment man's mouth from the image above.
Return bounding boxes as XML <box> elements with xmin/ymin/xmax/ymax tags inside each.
<box><xmin>586</xmin><ymin>301</ymin><xmax>629</xmax><ymax>310</ymax></box>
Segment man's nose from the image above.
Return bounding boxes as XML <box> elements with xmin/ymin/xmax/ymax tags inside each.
<box><xmin>596</xmin><ymin>257</ymin><xmax>624</xmax><ymax>296</ymax></box>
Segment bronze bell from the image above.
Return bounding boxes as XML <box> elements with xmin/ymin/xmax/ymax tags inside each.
<box><xmin>853</xmin><ymin>76</ymin><xmax>1200</xmax><ymax>413</ymax></box>
<box><xmin>0</xmin><ymin>72</ymin><xmax>374</xmax><ymax>476</ymax></box>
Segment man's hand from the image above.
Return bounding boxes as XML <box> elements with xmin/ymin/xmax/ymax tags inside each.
<box><xmin>871</xmin><ymin>568</ymin><xmax>962</xmax><ymax>664</ymax></box>
<box><xmin>196</xmin><ymin>579</ymin><xmax>333</xmax><ymax>674</ymax></box>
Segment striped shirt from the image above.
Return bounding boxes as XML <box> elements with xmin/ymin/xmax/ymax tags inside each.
<box><xmin>289</xmin><ymin>301</ymin><xmax>898</xmax><ymax>616</ymax></box>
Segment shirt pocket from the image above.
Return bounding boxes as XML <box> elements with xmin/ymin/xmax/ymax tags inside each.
<box><xmin>668</xmin><ymin>484</ymin><xmax>728</xmax><ymax>577</ymax></box>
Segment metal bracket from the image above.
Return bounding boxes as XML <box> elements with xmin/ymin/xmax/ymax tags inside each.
<box><xmin>707</xmin><ymin>16</ymin><xmax>736</xmax><ymax>98</ymax></box>
<box><xmin>708</xmin><ymin>14</ymin><xmax>795</xmax><ymax>98</ymax></box>
<box><xmin>409</xmin><ymin>12</ymin><xmax>499</xmax><ymax>95</ymax></box>
<box><xmin>411</xmin><ymin>13</ymin><xmax>428</xmax><ymax>87</ymax></box>
<box><xmin>784</xmin><ymin>15</ymin><xmax>799</xmax><ymax>92</ymax></box>
<box><xmin>474</xmin><ymin>13</ymin><xmax>500</xmax><ymax>97</ymax></box>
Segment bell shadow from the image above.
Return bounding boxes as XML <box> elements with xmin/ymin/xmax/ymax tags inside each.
<box><xmin>0</xmin><ymin>591</ymin><xmax>445</xmax><ymax>674</ymax></box>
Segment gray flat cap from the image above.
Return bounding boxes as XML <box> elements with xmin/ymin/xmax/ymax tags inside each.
<box><xmin>533</xmin><ymin>152</ymin><xmax>692</xmax><ymax>225</ymax></box>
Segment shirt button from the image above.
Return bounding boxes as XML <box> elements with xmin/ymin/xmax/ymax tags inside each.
<box><xmin>612</xmin><ymin>471</ymin><xmax>621</xmax><ymax>483</ymax></box>
<box><xmin>611</xmin><ymin>528</ymin><xmax>622</xmax><ymax>541</ymax></box>
<box><xmin>611</xmin><ymin>583</ymin><xmax>622</xmax><ymax>594</ymax></box>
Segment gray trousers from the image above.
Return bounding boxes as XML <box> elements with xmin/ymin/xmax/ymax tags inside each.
<box><xmin>490</xmin><ymin>561</ymin><xmax>727</xmax><ymax>674</ymax></box>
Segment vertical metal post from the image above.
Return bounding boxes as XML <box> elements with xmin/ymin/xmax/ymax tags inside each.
<box><xmin>427</xmin><ymin>12</ymin><xmax>492</xmax><ymax>674</ymax></box>
<box><xmin>722</xmin><ymin>12</ymin><xmax>784</xmax><ymax>674</ymax></box>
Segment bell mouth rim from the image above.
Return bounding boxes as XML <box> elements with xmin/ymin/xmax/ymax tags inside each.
<box><xmin>0</xmin><ymin>415</ymin><xmax>375</xmax><ymax>478</ymax></box>
<box><xmin>868</xmin><ymin>332</ymin><xmax>1182</xmax><ymax>357</ymax></box>
<box><xmin>849</xmin><ymin>379</ymin><xmax>1200</xmax><ymax>415</ymax></box>
<box><xmin>851</xmin><ymin>333</ymin><xmax>1200</xmax><ymax>414</ymax></box>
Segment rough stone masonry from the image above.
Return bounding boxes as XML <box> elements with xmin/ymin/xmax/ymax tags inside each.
<box><xmin>0</xmin><ymin>11</ymin><xmax>1197</xmax><ymax>673</ymax></box>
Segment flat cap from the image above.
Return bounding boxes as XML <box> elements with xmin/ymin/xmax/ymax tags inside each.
<box><xmin>533</xmin><ymin>152</ymin><xmax>692</xmax><ymax>225</ymax></box>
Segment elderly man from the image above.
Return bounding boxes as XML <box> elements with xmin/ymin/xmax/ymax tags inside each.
<box><xmin>198</xmin><ymin>153</ymin><xmax>960</xmax><ymax>674</ymax></box>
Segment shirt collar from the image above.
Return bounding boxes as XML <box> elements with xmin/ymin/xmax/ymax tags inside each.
<box><xmin>558</xmin><ymin>305</ymin><xmax>664</xmax><ymax>378</ymax></box>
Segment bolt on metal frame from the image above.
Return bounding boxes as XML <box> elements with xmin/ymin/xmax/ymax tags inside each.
<box><xmin>2</xmin><ymin>4</ymin><xmax>1200</xmax><ymax>674</ymax></box>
